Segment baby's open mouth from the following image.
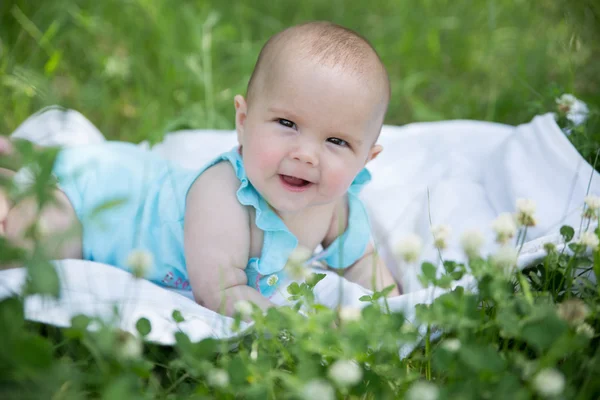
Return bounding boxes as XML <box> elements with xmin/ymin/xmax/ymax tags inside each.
<box><xmin>280</xmin><ymin>174</ymin><xmax>311</xmax><ymax>187</ymax></box>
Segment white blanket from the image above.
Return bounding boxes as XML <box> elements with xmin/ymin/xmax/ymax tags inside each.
<box><xmin>1</xmin><ymin>106</ymin><xmax>598</xmax><ymax>346</ymax></box>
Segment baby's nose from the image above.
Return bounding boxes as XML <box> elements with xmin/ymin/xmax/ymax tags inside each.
<box><xmin>292</xmin><ymin>145</ymin><xmax>319</xmax><ymax>166</ymax></box>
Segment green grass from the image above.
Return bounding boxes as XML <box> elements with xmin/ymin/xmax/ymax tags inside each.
<box><xmin>1</xmin><ymin>0</ymin><xmax>599</xmax><ymax>144</ymax></box>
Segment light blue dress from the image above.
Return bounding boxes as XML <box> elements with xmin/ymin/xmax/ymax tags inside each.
<box><xmin>53</xmin><ymin>142</ymin><xmax>372</xmax><ymax>297</ymax></box>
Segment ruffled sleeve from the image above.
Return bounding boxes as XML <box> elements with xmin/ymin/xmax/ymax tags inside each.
<box><xmin>223</xmin><ymin>150</ymin><xmax>298</xmax><ymax>297</ymax></box>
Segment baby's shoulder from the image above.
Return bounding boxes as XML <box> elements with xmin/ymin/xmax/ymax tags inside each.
<box><xmin>188</xmin><ymin>160</ymin><xmax>241</xmax><ymax>204</ymax></box>
<box><xmin>185</xmin><ymin>159</ymin><xmax>250</xmax><ymax>232</ymax></box>
<box><xmin>197</xmin><ymin>160</ymin><xmax>237</xmax><ymax>185</ymax></box>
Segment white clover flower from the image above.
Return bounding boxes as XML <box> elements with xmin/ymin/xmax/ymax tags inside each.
<box><xmin>556</xmin><ymin>93</ymin><xmax>589</xmax><ymax>126</ymax></box>
<box><xmin>584</xmin><ymin>195</ymin><xmax>600</xmax><ymax>211</ymax></box>
<box><xmin>302</xmin><ymin>379</ymin><xmax>335</xmax><ymax>400</ymax></box>
<box><xmin>556</xmin><ymin>93</ymin><xmax>577</xmax><ymax>110</ymax></box>
<box><xmin>286</xmin><ymin>246</ymin><xmax>313</xmax><ymax>281</ymax></box>
<box><xmin>491</xmin><ymin>213</ymin><xmax>517</xmax><ymax>244</ymax></box>
<box><xmin>234</xmin><ymin>300</ymin><xmax>253</xmax><ymax>319</ymax></box>
<box><xmin>516</xmin><ymin>198</ymin><xmax>537</xmax><ymax>216</ymax></box>
<box><xmin>126</xmin><ymin>249</ymin><xmax>153</xmax><ymax>278</ymax></box>
<box><xmin>491</xmin><ymin>245</ymin><xmax>518</xmax><ymax>273</ymax></box>
<box><xmin>557</xmin><ymin>298</ymin><xmax>590</xmax><ymax>325</ymax></box>
<box><xmin>288</xmin><ymin>245</ymin><xmax>313</xmax><ymax>264</ymax></box>
<box><xmin>576</xmin><ymin>323</ymin><xmax>595</xmax><ymax>339</ymax></box>
<box><xmin>441</xmin><ymin>338</ymin><xmax>461</xmax><ymax>352</ymax></box>
<box><xmin>119</xmin><ymin>332</ymin><xmax>142</xmax><ymax>359</ymax></box>
<box><xmin>406</xmin><ymin>381</ymin><xmax>439</xmax><ymax>400</ymax></box>
<box><xmin>287</xmin><ymin>264</ymin><xmax>312</xmax><ymax>281</ymax></box>
<box><xmin>431</xmin><ymin>224</ymin><xmax>451</xmax><ymax>250</ymax></box>
<box><xmin>328</xmin><ymin>359</ymin><xmax>363</xmax><ymax>387</ymax></box>
<box><xmin>266</xmin><ymin>274</ymin><xmax>279</xmax><ymax>287</ymax></box>
<box><xmin>339</xmin><ymin>307</ymin><xmax>362</xmax><ymax>323</ymax></box>
<box><xmin>395</xmin><ymin>233</ymin><xmax>423</xmax><ymax>263</ymax></box>
<box><xmin>104</xmin><ymin>55</ymin><xmax>131</xmax><ymax>80</ymax></box>
<box><xmin>578</xmin><ymin>231</ymin><xmax>599</xmax><ymax>251</ymax></box>
<box><xmin>460</xmin><ymin>229</ymin><xmax>485</xmax><ymax>259</ymax></box>
<box><xmin>206</xmin><ymin>369</ymin><xmax>229</xmax><ymax>388</ymax></box>
<box><xmin>516</xmin><ymin>198</ymin><xmax>537</xmax><ymax>227</ymax></box>
<box><xmin>583</xmin><ymin>195</ymin><xmax>600</xmax><ymax>219</ymax></box>
<box><xmin>286</xmin><ymin>264</ymin><xmax>313</xmax><ymax>281</ymax></box>
<box><xmin>532</xmin><ymin>368</ymin><xmax>565</xmax><ymax>397</ymax></box>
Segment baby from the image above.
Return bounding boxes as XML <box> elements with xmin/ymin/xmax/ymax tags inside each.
<box><xmin>0</xmin><ymin>21</ymin><xmax>399</xmax><ymax>316</ymax></box>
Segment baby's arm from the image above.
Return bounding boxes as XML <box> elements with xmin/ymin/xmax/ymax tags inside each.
<box><xmin>322</xmin><ymin>198</ymin><xmax>400</xmax><ymax>297</ymax></box>
<box><xmin>184</xmin><ymin>162</ymin><xmax>274</xmax><ymax>316</ymax></box>
<box><xmin>342</xmin><ymin>243</ymin><xmax>400</xmax><ymax>296</ymax></box>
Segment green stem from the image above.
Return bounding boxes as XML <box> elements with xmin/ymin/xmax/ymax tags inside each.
<box><xmin>517</xmin><ymin>226</ymin><xmax>528</xmax><ymax>255</ymax></box>
<box><xmin>425</xmin><ymin>324</ymin><xmax>432</xmax><ymax>381</ymax></box>
<box><xmin>563</xmin><ymin>254</ymin><xmax>578</xmax><ymax>299</ymax></box>
<box><xmin>543</xmin><ymin>251</ymin><xmax>551</xmax><ymax>293</ymax></box>
<box><xmin>515</xmin><ymin>228</ymin><xmax>523</xmax><ymax>251</ymax></box>
<box><xmin>585</xmin><ymin>217</ymin><xmax>592</xmax><ymax>232</ymax></box>
<box><xmin>164</xmin><ymin>373</ymin><xmax>191</xmax><ymax>395</ymax></box>
<box><xmin>575</xmin><ymin>344</ymin><xmax>600</xmax><ymax>400</ymax></box>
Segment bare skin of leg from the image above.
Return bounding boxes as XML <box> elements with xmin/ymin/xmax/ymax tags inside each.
<box><xmin>0</xmin><ymin>167</ymin><xmax>83</xmax><ymax>269</ymax></box>
<box><xmin>0</xmin><ymin>186</ymin><xmax>8</xmax><ymax>236</ymax></box>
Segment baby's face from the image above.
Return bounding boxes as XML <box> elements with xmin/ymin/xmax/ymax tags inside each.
<box><xmin>235</xmin><ymin>57</ymin><xmax>386</xmax><ymax>216</ymax></box>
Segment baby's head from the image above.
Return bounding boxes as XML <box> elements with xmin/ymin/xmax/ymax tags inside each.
<box><xmin>234</xmin><ymin>21</ymin><xmax>390</xmax><ymax>215</ymax></box>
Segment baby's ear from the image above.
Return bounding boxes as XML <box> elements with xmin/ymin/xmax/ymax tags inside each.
<box><xmin>366</xmin><ymin>144</ymin><xmax>383</xmax><ymax>164</ymax></box>
<box><xmin>234</xmin><ymin>95</ymin><xmax>248</xmax><ymax>142</ymax></box>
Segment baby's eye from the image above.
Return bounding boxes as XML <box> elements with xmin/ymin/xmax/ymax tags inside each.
<box><xmin>278</xmin><ymin>118</ymin><xmax>296</xmax><ymax>129</ymax></box>
<box><xmin>327</xmin><ymin>137</ymin><xmax>349</xmax><ymax>147</ymax></box>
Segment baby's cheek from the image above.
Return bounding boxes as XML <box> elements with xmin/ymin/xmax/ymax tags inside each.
<box><xmin>325</xmin><ymin>169</ymin><xmax>356</xmax><ymax>196</ymax></box>
<box><xmin>252</xmin><ymin>152</ymin><xmax>279</xmax><ymax>175</ymax></box>
<box><xmin>250</xmin><ymin>137</ymin><xmax>282</xmax><ymax>171</ymax></box>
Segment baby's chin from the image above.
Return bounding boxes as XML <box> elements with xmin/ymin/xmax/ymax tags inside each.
<box><xmin>263</xmin><ymin>196</ymin><xmax>310</xmax><ymax>216</ymax></box>
<box><xmin>267</xmin><ymin>195</ymin><xmax>343</xmax><ymax>217</ymax></box>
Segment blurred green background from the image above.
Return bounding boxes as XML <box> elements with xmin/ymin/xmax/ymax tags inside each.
<box><xmin>1</xmin><ymin>0</ymin><xmax>599</xmax><ymax>143</ymax></box>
